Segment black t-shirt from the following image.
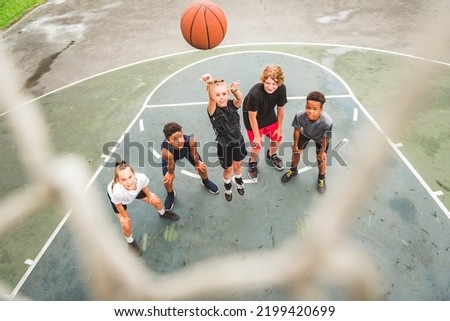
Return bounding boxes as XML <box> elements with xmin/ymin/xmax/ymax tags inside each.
<box><xmin>242</xmin><ymin>83</ymin><xmax>287</xmax><ymax>130</ymax></box>
<box><xmin>208</xmin><ymin>100</ymin><xmax>243</xmax><ymax>146</ymax></box>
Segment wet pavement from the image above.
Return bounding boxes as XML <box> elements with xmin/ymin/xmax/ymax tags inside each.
<box><xmin>1</xmin><ymin>0</ymin><xmax>449</xmax><ymax>300</ymax></box>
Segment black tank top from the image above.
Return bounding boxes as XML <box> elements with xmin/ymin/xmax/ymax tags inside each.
<box><xmin>160</xmin><ymin>134</ymin><xmax>190</xmax><ymax>161</ymax></box>
<box><xmin>208</xmin><ymin>100</ymin><xmax>243</xmax><ymax>146</ymax></box>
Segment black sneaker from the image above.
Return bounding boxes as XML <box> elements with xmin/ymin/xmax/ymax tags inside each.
<box><xmin>233</xmin><ymin>176</ymin><xmax>245</xmax><ymax>196</ymax></box>
<box><xmin>318</xmin><ymin>178</ymin><xmax>326</xmax><ymax>193</ymax></box>
<box><xmin>281</xmin><ymin>168</ymin><xmax>298</xmax><ymax>182</ymax></box>
<box><xmin>248</xmin><ymin>161</ymin><xmax>258</xmax><ymax>181</ymax></box>
<box><xmin>201</xmin><ymin>179</ymin><xmax>219</xmax><ymax>194</ymax></box>
<box><xmin>267</xmin><ymin>151</ymin><xmax>284</xmax><ymax>170</ymax></box>
<box><xmin>164</xmin><ymin>190</ymin><xmax>176</xmax><ymax>211</ymax></box>
<box><xmin>160</xmin><ymin>210</ymin><xmax>179</xmax><ymax>220</ymax></box>
<box><xmin>128</xmin><ymin>240</ymin><xmax>141</xmax><ymax>257</ymax></box>
<box><xmin>224</xmin><ymin>188</ymin><xmax>232</xmax><ymax>202</ymax></box>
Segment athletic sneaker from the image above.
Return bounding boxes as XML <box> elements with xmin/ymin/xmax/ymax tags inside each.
<box><xmin>128</xmin><ymin>240</ymin><xmax>141</xmax><ymax>257</ymax></box>
<box><xmin>233</xmin><ymin>176</ymin><xmax>245</xmax><ymax>196</ymax></box>
<box><xmin>160</xmin><ymin>210</ymin><xmax>179</xmax><ymax>220</ymax></box>
<box><xmin>164</xmin><ymin>190</ymin><xmax>176</xmax><ymax>211</ymax></box>
<box><xmin>248</xmin><ymin>161</ymin><xmax>258</xmax><ymax>181</ymax></box>
<box><xmin>281</xmin><ymin>168</ymin><xmax>298</xmax><ymax>182</ymax></box>
<box><xmin>201</xmin><ymin>179</ymin><xmax>219</xmax><ymax>194</ymax></box>
<box><xmin>224</xmin><ymin>188</ymin><xmax>232</xmax><ymax>202</ymax></box>
<box><xmin>318</xmin><ymin>178</ymin><xmax>327</xmax><ymax>193</ymax></box>
<box><xmin>267</xmin><ymin>151</ymin><xmax>284</xmax><ymax>170</ymax></box>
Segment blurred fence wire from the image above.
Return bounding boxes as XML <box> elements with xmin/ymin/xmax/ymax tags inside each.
<box><xmin>0</xmin><ymin>9</ymin><xmax>448</xmax><ymax>300</ymax></box>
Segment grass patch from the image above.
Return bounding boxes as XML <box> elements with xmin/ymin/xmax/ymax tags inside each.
<box><xmin>0</xmin><ymin>0</ymin><xmax>45</xmax><ymax>30</ymax></box>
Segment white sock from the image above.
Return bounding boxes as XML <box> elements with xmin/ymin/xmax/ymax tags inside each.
<box><xmin>224</xmin><ymin>178</ymin><xmax>231</xmax><ymax>184</ymax></box>
<box><xmin>234</xmin><ymin>174</ymin><xmax>242</xmax><ymax>179</ymax></box>
<box><xmin>157</xmin><ymin>208</ymin><xmax>165</xmax><ymax>215</ymax></box>
<box><xmin>125</xmin><ymin>235</ymin><xmax>134</xmax><ymax>243</ymax></box>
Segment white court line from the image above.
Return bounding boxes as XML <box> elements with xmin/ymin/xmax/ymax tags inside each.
<box><xmin>353</xmin><ymin>108</ymin><xmax>358</xmax><ymax>121</ymax></box>
<box><xmin>333</xmin><ymin>138</ymin><xmax>348</xmax><ymax>152</ymax></box>
<box><xmin>298</xmin><ymin>166</ymin><xmax>313</xmax><ymax>174</ymax></box>
<box><xmin>139</xmin><ymin>119</ymin><xmax>144</xmax><ymax>131</ymax></box>
<box><xmin>4</xmin><ymin>42</ymin><xmax>448</xmax><ymax>117</ymax></box>
<box><xmin>10</xmin><ymin>47</ymin><xmax>449</xmax><ymax>299</ymax></box>
<box><xmin>10</xmin><ymin>209</ymin><xmax>72</xmax><ymax>299</ymax></box>
<box><xmin>435</xmin><ymin>191</ymin><xmax>444</xmax><ymax>197</ymax></box>
<box><xmin>394</xmin><ymin>143</ymin><xmax>403</xmax><ymax>148</ymax></box>
<box><xmin>149</xmin><ymin>147</ymin><xmax>161</xmax><ymax>159</ymax></box>
<box><xmin>341</xmin><ymin>88</ymin><xmax>450</xmax><ymax>220</ymax></box>
<box><xmin>146</xmin><ymin>94</ymin><xmax>352</xmax><ymax>108</ymax></box>
<box><xmin>180</xmin><ymin>169</ymin><xmax>200</xmax><ymax>179</ymax></box>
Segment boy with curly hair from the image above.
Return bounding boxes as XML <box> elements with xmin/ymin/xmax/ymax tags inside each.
<box><xmin>242</xmin><ymin>64</ymin><xmax>288</xmax><ymax>181</ymax></box>
<box><xmin>161</xmin><ymin>122</ymin><xmax>219</xmax><ymax>210</ymax></box>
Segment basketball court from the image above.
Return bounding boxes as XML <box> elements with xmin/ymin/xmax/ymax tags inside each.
<box><xmin>1</xmin><ymin>1</ymin><xmax>450</xmax><ymax>302</ymax></box>
<box><xmin>0</xmin><ymin>45</ymin><xmax>448</xmax><ymax>300</ymax></box>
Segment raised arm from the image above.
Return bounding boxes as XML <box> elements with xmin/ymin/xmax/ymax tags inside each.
<box><xmin>199</xmin><ymin>73</ymin><xmax>216</xmax><ymax>115</ymax></box>
<box><xmin>230</xmin><ymin>80</ymin><xmax>243</xmax><ymax>108</ymax></box>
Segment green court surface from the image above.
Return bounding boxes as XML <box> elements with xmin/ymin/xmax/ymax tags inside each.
<box><xmin>1</xmin><ymin>44</ymin><xmax>449</xmax><ymax>300</ymax></box>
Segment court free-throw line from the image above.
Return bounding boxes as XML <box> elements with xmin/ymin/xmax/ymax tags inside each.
<box><xmin>146</xmin><ymin>101</ymin><xmax>205</xmax><ymax>108</ymax></box>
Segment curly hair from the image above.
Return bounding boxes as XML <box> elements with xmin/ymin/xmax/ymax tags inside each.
<box><xmin>163</xmin><ymin>122</ymin><xmax>183</xmax><ymax>139</ymax></box>
<box><xmin>259</xmin><ymin>64</ymin><xmax>285</xmax><ymax>85</ymax></box>
<box><xmin>306</xmin><ymin>91</ymin><xmax>326</xmax><ymax>107</ymax></box>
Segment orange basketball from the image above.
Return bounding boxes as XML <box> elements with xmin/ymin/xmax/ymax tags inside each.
<box><xmin>180</xmin><ymin>1</ymin><xmax>227</xmax><ymax>50</ymax></box>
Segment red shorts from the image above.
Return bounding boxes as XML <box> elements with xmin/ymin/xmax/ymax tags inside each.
<box><xmin>246</xmin><ymin>122</ymin><xmax>282</xmax><ymax>143</ymax></box>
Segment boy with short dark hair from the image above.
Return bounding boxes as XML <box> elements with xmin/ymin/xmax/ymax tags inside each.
<box><xmin>281</xmin><ymin>91</ymin><xmax>333</xmax><ymax>193</ymax></box>
<box><xmin>161</xmin><ymin>122</ymin><xmax>219</xmax><ymax>211</ymax></box>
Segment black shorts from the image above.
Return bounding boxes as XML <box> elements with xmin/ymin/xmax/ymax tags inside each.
<box><xmin>297</xmin><ymin>135</ymin><xmax>329</xmax><ymax>154</ymax></box>
<box><xmin>107</xmin><ymin>190</ymin><xmax>146</xmax><ymax>214</ymax></box>
<box><xmin>217</xmin><ymin>139</ymin><xmax>247</xmax><ymax>169</ymax></box>
<box><xmin>161</xmin><ymin>153</ymin><xmax>202</xmax><ymax>176</ymax></box>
